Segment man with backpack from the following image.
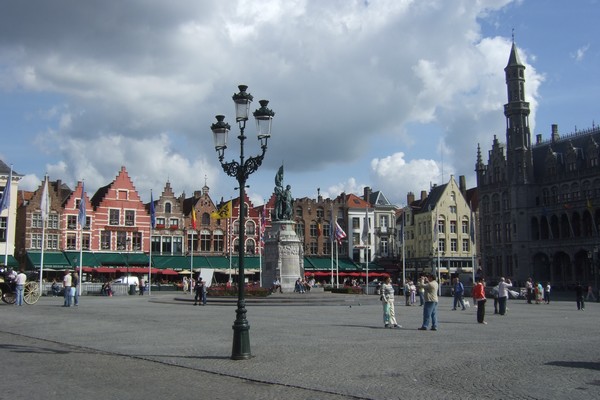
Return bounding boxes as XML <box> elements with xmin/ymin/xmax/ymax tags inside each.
<box><xmin>452</xmin><ymin>277</ymin><xmax>466</xmax><ymax>311</ymax></box>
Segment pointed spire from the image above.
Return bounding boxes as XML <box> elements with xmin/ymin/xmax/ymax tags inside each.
<box><xmin>506</xmin><ymin>39</ymin><xmax>524</xmax><ymax>68</ymax></box>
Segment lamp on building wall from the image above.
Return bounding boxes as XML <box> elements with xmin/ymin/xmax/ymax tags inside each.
<box><xmin>210</xmin><ymin>85</ymin><xmax>274</xmax><ymax>360</ymax></box>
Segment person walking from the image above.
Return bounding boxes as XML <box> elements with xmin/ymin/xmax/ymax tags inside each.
<box><xmin>62</xmin><ymin>270</ymin><xmax>72</xmax><ymax>307</ymax></box>
<box><xmin>379</xmin><ymin>276</ymin><xmax>400</xmax><ymax>328</ymax></box>
<box><xmin>417</xmin><ymin>274</ymin><xmax>439</xmax><ymax>331</ymax></box>
<box><xmin>139</xmin><ymin>277</ymin><xmax>145</xmax><ymax>296</ymax></box>
<box><xmin>544</xmin><ymin>282</ymin><xmax>551</xmax><ymax>304</ymax></box>
<box><xmin>497</xmin><ymin>277</ymin><xmax>512</xmax><ymax>315</ymax></box>
<box><xmin>452</xmin><ymin>277</ymin><xmax>466</xmax><ymax>311</ymax></box>
<box><xmin>71</xmin><ymin>270</ymin><xmax>79</xmax><ymax>306</ymax></box>
<box><xmin>575</xmin><ymin>282</ymin><xmax>585</xmax><ymax>311</ymax></box>
<box><xmin>473</xmin><ymin>277</ymin><xmax>487</xmax><ymax>324</ymax></box>
<box><xmin>525</xmin><ymin>278</ymin><xmax>533</xmax><ymax>304</ymax></box>
<box><xmin>404</xmin><ymin>280</ymin><xmax>411</xmax><ymax>306</ymax></box>
<box><xmin>585</xmin><ymin>284</ymin><xmax>596</xmax><ymax>302</ymax></box>
<box><xmin>14</xmin><ymin>268</ymin><xmax>27</xmax><ymax>306</ymax></box>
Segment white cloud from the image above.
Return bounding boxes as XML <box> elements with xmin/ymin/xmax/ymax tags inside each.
<box><xmin>572</xmin><ymin>44</ymin><xmax>590</xmax><ymax>62</ymax></box>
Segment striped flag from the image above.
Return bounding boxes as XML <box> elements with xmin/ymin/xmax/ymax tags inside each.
<box><xmin>191</xmin><ymin>206</ymin><xmax>197</xmax><ymax>230</ymax></box>
<box><xmin>260</xmin><ymin>209</ymin><xmax>266</xmax><ymax>248</ymax></box>
<box><xmin>0</xmin><ymin>168</ymin><xmax>11</xmax><ymax>213</ymax></box>
<box><xmin>361</xmin><ymin>208</ymin><xmax>370</xmax><ymax>246</ymax></box>
<box><xmin>334</xmin><ymin>222</ymin><xmax>347</xmax><ymax>244</ymax></box>
<box><xmin>78</xmin><ymin>181</ymin><xmax>86</xmax><ymax>228</ymax></box>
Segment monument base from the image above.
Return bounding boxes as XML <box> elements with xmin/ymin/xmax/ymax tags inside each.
<box><xmin>263</xmin><ymin>221</ymin><xmax>304</xmax><ymax>293</ymax></box>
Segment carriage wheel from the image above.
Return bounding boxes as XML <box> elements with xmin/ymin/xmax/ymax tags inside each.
<box><xmin>2</xmin><ymin>289</ymin><xmax>16</xmax><ymax>304</ymax></box>
<box><xmin>24</xmin><ymin>282</ymin><xmax>41</xmax><ymax>305</ymax></box>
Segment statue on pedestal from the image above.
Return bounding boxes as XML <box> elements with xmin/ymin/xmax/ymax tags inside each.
<box><xmin>272</xmin><ymin>166</ymin><xmax>293</xmax><ymax>221</ymax></box>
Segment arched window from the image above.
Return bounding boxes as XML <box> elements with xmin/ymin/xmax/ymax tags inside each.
<box><xmin>165</xmin><ymin>202</ymin><xmax>172</xmax><ymax>213</ymax></box>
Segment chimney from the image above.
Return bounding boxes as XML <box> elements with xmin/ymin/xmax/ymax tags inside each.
<box><xmin>551</xmin><ymin>124</ymin><xmax>560</xmax><ymax>143</ymax></box>
<box><xmin>420</xmin><ymin>190</ymin><xmax>427</xmax><ymax>200</ymax></box>
<box><xmin>363</xmin><ymin>186</ymin><xmax>372</xmax><ymax>202</ymax></box>
<box><xmin>407</xmin><ymin>192</ymin><xmax>415</xmax><ymax>205</ymax></box>
<box><xmin>194</xmin><ymin>190</ymin><xmax>202</xmax><ymax>198</ymax></box>
<box><xmin>459</xmin><ymin>175</ymin><xmax>466</xmax><ymax>195</ymax></box>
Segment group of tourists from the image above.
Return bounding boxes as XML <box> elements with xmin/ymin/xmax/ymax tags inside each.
<box><xmin>378</xmin><ymin>273</ymin><xmax>597</xmax><ymax>330</ymax></box>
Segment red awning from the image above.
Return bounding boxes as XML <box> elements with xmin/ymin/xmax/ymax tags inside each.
<box><xmin>95</xmin><ymin>267</ymin><xmax>117</xmax><ymax>273</ymax></box>
<box><xmin>159</xmin><ymin>269</ymin><xmax>179</xmax><ymax>275</ymax></box>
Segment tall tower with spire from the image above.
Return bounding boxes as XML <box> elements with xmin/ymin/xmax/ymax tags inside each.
<box><xmin>504</xmin><ymin>40</ymin><xmax>533</xmax><ymax>185</ymax></box>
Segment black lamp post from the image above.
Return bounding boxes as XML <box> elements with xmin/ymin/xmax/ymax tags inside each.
<box><xmin>211</xmin><ymin>84</ymin><xmax>274</xmax><ymax>360</ymax></box>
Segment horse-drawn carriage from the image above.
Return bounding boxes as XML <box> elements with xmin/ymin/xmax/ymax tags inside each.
<box><xmin>0</xmin><ymin>270</ymin><xmax>41</xmax><ymax>305</ymax></box>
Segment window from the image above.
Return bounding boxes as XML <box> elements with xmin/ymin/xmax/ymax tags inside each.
<box><xmin>449</xmin><ymin>205</ymin><xmax>457</xmax><ymax>214</ymax></box>
<box><xmin>310</xmin><ymin>241</ymin><xmax>318</xmax><ymax>255</ymax></box>
<box><xmin>213</xmin><ymin>231</ymin><xmax>224</xmax><ymax>252</ymax></box>
<box><xmin>165</xmin><ymin>202</ymin><xmax>172</xmax><ymax>213</ymax></box>
<box><xmin>188</xmin><ymin>233</ymin><xmax>198</xmax><ymax>252</ymax></box>
<box><xmin>101</xmin><ymin>231</ymin><xmax>111</xmax><ymax>250</ymax></box>
<box><xmin>31</xmin><ymin>233</ymin><xmax>43</xmax><ymax>249</ymax></box>
<box><xmin>151</xmin><ymin>236</ymin><xmax>161</xmax><ymax>253</ymax></box>
<box><xmin>201</xmin><ymin>230</ymin><xmax>211</xmax><ymax>251</ymax></box>
<box><xmin>0</xmin><ymin>217</ymin><xmax>6</xmax><ymax>242</ymax></box>
<box><xmin>352</xmin><ymin>218</ymin><xmax>360</xmax><ymax>229</ymax></box>
<box><xmin>323</xmin><ymin>241</ymin><xmax>331</xmax><ymax>255</ymax></box>
<box><xmin>450</xmin><ymin>238</ymin><xmax>457</xmax><ymax>252</ymax></box>
<box><xmin>380</xmin><ymin>215</ymin><xmax>389</xmax><ymax>228</ymax></box>
<box><xmin>116</xmin><ymin>232</ymin><xmax>127</xmax><ymax>249</ymax></box>
<box><xmin>162</xmin><ymin>236</ymin><xmax>172</xmax><ymax>254</ymax></box>
<box><xmin>462</xmin><ymin>220</ymin><xmax>468</xmax><ymax>234</ymax></box>
<box><xmin>173</xmin><ymin>236</ymin><xmax>183</xmax><ymax>254</ymax></box>
<box><xmin>438</xmin><ymin>238</ymin><xmax>445</xmax><ymax>252</ymax></box>
<box><xmin>110</xmin><ymin>209</ymin><xmax>120</xmax><ymax>225</ymax></box>
<box><xmin>246</xmin><ymin>221</ymin><xmax>255</xmax><ymax>235</ymax></box>
<box><xmin>295</xmin><ymin>222</ymin><xmax>304</xmax><ymax>237</ymax></box>
<box><xmin>82</xmin><ymin>234</ymin><xmax>90</xmax><ymax>250</ymax></box>
<box><xmin>133</xmin><ymin>232</ymin><xmax>142</xmax><ymax>251</ymax></box>
<box><xmin>380</xmin><ymin>237</ymin><xmax>388</xmax><ymax>255</ymax></box>
<box><xmin>67</xmin><ymin>215</ymin><xmax>77</xmax><ymax>229</ymax></box>
<box><xmin>450</xmin><ymin>221</ymin><xmax>457</xmax><ymax>234</ymax></box>
<box><xmin>48</xmin><ymin>214</ymin><xmax>59</xmax><ymax>229</ymax></box>
<box><xmin>316</xmin><ymin>208</ymin><xmax>324</xmax><ymax>218</ymax></box>
<box><xmin>125</xmin><ymin>210</ymin><xmax>135</xmax><ymax>226</ymax></box>
<box><xmin>323</xmin><ymin>223</ymin><xmax>330</xmax><ymax>238</ymax></box>
<box><xmin>201</xmin><ymin>212</ymin><xmax>210</xmax><ymax>226</ymax></box>
<box><xmin>295</xmin><ymin>207</ymin><xmax>303</xmax><ymax>217</ymax></box>
<box><xmin>47</xmin><ymin>234</ymin><xmax>59</xmax><ymax>249</ymax></box>
<box><xmin>169</xmin><ymin>218</ymin><xmax>179</xmax><ymax>228</ymax></box>
<box><xmin>32</xmin><ymin>213</ymin><xmax>43</xmax><ymax>228</ymax></box>
<box><xmin>437</xmin><ymin>219</ymin><xmax>445</xmax><ymax>234</ymax></box>
<box><xmin>310</xmin><ymin>222</ymin><xmax>318</xmax><ymax>237</ymax></box>
<box><xmin>246</xmin><ymin>239</ymin><xmax>256</xmax><ymax>254</ymax></box>
<box><xmin>234</xmin><ymin>221</ymin><xmax>239</xmax><ymax>234</ymax></box>
<box><xmin>462</xmin><ymin>239</ymin><xmax>470</xmax><ymax>252</ymax></box>
<box><xmin>66</xmin><ymin>233</ymin><xmax>77</xmax><ymax>250</ymax></box>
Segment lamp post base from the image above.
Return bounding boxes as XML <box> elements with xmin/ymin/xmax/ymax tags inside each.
<box><xmin>231</xmin><ymin>316</ymin><xmax>251</xmax><ymax>360</ymax></box>
<box><xmin>231</xmin><ymin>299</ymin><xmax>251</xmax><ymax>360</ymax></box>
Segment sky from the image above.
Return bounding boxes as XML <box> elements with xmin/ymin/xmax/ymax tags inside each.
<box><xmin>1</xmin><ymin>0</ymin><xmax>599</xmax><ymax>208</ymax></box>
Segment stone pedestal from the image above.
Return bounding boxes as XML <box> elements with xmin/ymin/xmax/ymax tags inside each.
<box><xmin>263</xmin><ymin>221</ymin><xmax>304</xmax><ymax>292</ymax></box>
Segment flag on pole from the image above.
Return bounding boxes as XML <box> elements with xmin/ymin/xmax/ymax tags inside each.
<box><xmin>0</xmin><ymin>168</ymin><xmax>11</xmax><ymax>213</ymax></box>
<box><xmin>78</xmin><ymin>181</ymin><xmax>86</xmax><ymax>228</ymax></box>
<box><xmin>361</xmin><ymin>208</ymin><xmax>370</xmax><ymax>246</ymax></box>
<box><xmin>40</xmin><ymin>177</ymin><xmax>50</xmax><ymax>221</ymax></box>
<box><xmin>260</xmin><ymin>209</ymin><xmax>266</xmax><ymax>248</ymax></box>
<box><xmin>191</xmin><ymin>206</ymin><xmax>197</xmax><ymax>230</ymax></box>
<box><xmin>334</xmin><ymin>222</ymin><xmax>347</xmax><ymax>244</ymax></box>
<box><xmin>150</xmin><ymin>191</ymin><xmax>156</xmax><ymax>229</ymax></box>
<box><xmin>211</xmin><ymin>201</ymin><xmax>232</xmax><ymax>219</ymax></box>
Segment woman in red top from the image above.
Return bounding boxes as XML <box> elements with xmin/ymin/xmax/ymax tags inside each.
<box><xmin>472</xmin><ymin>277</ymin><xmax>487</xmax><ymax>324</ymax></box>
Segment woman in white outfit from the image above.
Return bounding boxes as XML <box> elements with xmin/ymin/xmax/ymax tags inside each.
<box><xmin>380</xmin><ymin>276</ymin><xmax>400</xmax><ymax>328</ymax></box>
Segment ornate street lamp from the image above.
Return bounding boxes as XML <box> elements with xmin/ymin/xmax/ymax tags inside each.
<box><xmin>211</xmin><ymin>85</ymin><xmax>274</xmax><ymax>360</ymax></box>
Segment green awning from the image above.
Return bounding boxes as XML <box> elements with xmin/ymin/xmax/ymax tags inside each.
<box><xmin>63</xmin><ymin>251</ymin><xmax>101</xmax><ymax>267</ymax></box>
<box><xmin>26</xmin><ymin>251</ymin><xmax>71</xmax><ymax>270</ymax></box>
<box><xmin>203</xmin><ymin>256</ymin><xmax>232</xmax><ymax>269</ymax></box>
<box><xmin>305</xmin><ymin>257</ymin><xmax>361</xmax><ymax>271</ymax></box>
<box><xmin>94</xmin><ymin>252</ymin><xmax>126</xmax><ymax>265</ymax></box>
<box><xmin>94</xmin><ymin>252</ymin><xmax>149</xmax><ymax>266</ymax></box>
<box><xmin>152</xmin><ymin>255</ymin><xmax>190</xmax><ymax>271</ymax></box>
<box><xmin>0</xmin><ymin>255</ymin><xmax>19</xmax><ymax>267</ymax></box>
<box><xmin>230</xmin><ymin>256</ymin><xmax>260</xmax><ymax>269</ymax></box>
